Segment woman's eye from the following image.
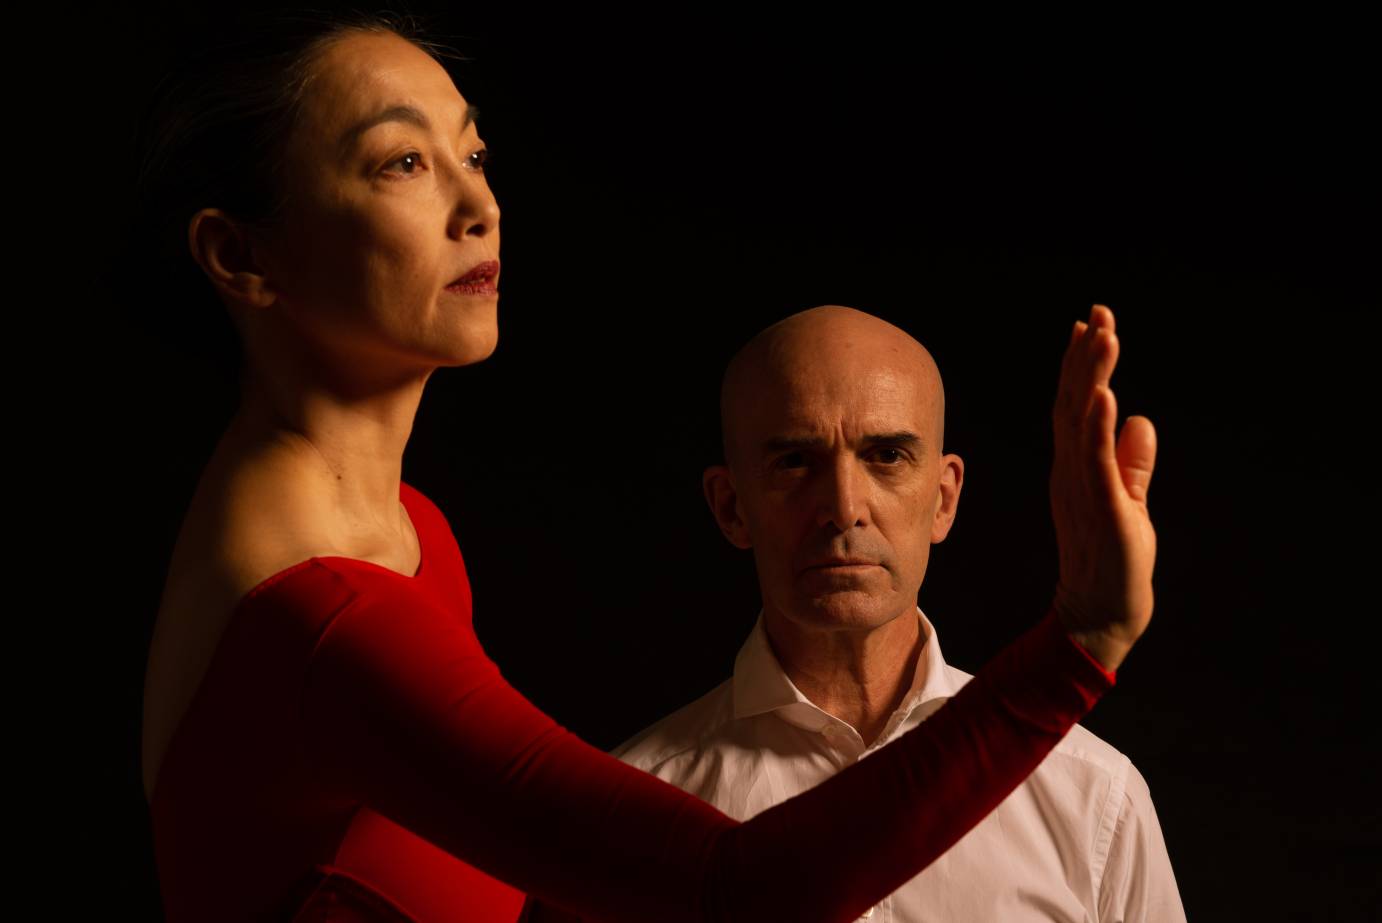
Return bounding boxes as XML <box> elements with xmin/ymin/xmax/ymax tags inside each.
<box><xmin>467</xmin><ymin>148</ymin><xmax>490</xmax><ymax>171</ymax></box>
<box><xmin>383</xmin><ymin>151</ymin><xmax>424</xmax><ymax>176</ymax></box>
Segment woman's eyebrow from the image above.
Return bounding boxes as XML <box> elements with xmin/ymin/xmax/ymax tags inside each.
<box><xmin>338</xmin><ymin>102</ymin><xmax>480</xmax><ymax>156</ymax></box>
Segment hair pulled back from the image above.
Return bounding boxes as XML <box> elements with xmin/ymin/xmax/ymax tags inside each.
<box><xmin>129</xmin><ymin>6</ymin><xmax>466</xmax><ymax>368</ymax></box>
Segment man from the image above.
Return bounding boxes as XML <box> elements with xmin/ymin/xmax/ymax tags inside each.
<box><xmin>612</xmin><ymin>305</ymin><xmax>1185</xmax><ymax>921</ymax></box>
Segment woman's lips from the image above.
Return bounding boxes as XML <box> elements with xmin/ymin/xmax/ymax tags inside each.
<box><xmin>444</xmin><ymin>260</ymin><xmax>499</xmax><ymax>295</ymax></box>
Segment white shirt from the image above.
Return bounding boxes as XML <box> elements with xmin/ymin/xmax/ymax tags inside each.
<box><xmin>613</xmin><ymin>608</ymin><xmax>1187</xmax><ymax>922</ymax></box>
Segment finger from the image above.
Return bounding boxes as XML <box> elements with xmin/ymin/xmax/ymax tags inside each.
<box><xmin>1087</xmin><ymin>383</ymin><xmax>1118</xmax><ymax>466</ymax></box>
<box><xmin>1090</xmin><ymin>303</ymin><xmax>1116</xmax><ymax>334</ymax></box>
<box><xmin>1084</xmin><ymin>384</ymin><xmax>1121</xmax><ymax>502</ymax></box>
<box><xmin>1059</xmin><ymin>318</ymin><xmax>1106</xmax><ymax>450</ymax></box>
<box><xmin>1075</xmin><ymin>326</ymin><xmax>1118</xmax><ymax>426</ymax></box>
<box><xmin>1063</xmin><ymin>319</ymin><xmax>1088</xmax><ymax>377</ymax></box>
<box><xmin>1116</xmin><ymin>415</ymin><xmax>1157</xmax><ymax>504</ymax></box>
<box><xmin>1070</xmin><ymin>318</ymin><xmax>1103</xmax><ymax>405</ymax></box>
<box><xmin>1055</xmin><ymin>319</ymin><xmax>1089</xmax><ymax>423</ymax></box>
<box><xmin>1091</xmin><ymin>327</ymin><xmax>1120</xmax><ymax>391</ymax></box>
<box><xmin>1060</xmin><ymin>320</ymin><xmax>1086</xmax><ymax>393</ymax></box>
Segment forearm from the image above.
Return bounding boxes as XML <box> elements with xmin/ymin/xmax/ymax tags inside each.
<box><xmin>304</xmin><ymin>595</ymin><xmax>1111</xmax><ymax>923</ymax></box>
<box><xmin>704</xmin><ymin>607</ymin><xmax>1114</xmax><ymax>921</ymax></box>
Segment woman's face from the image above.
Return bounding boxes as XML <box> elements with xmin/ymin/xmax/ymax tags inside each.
<box><xmin>254</xmin><ymin>30</ymin><xmax>501</xmax><ymax>372</ymax></box>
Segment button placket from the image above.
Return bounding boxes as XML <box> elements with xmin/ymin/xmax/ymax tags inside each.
<box><xmin>820</xmin><ymin>722</ymin><xmax>863</xmax><ymax>766</ymax></box>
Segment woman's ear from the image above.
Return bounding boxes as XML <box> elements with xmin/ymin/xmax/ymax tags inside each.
<box><xmin>187</xmin><ymin>207</ymin><xmax>278</xmax><ymax>310</ymax></box>
<box><xmin>703</xmin><ymin>465</ymin><xmax>752</xmax><ymax>549</ymax></box>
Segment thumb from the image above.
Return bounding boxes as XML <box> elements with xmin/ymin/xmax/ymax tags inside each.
<box><xmin>1116</xmin><ymin>415</ymin><xmax>1157</xmax><ymax>504</ymax></box>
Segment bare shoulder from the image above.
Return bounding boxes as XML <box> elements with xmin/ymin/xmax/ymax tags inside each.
<box><xmin>140</xmin><ymin>473</ymin><xmax>334</xmax><ymax>805</ymax></box>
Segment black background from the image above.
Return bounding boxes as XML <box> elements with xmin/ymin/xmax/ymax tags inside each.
<box><xmin>65</xmin><ymin>3</ymin><xmax>1378</xmax><ymax>919</ymax></box>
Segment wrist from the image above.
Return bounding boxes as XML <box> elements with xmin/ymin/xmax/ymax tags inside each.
<box><xmin>1050</xmin><ymin>588</ymin><xmax>1134</xmax><ymax>674</ymax></box>
<box><xmin>1065</xmin><ymin>626</ymin><xmax>1131</xmax><ymax>675</ymax></box>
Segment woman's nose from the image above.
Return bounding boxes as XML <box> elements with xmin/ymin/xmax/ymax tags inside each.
<box><xmin>450</xmin><ymin>177</ymin><xmax>500</xmax><ymax>240</ymax></box>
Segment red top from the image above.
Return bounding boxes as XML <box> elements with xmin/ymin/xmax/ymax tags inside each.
<box><xmin>149</xmin><ymin>480</ymin><xmax>1116</xmax><ymax>923</ymax></box>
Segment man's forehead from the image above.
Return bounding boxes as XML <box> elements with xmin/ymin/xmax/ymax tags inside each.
<box><xmin>744</xmin><ymin>366</ymin><xmax>933</xmax><ymax>438</ymax></box>
<box><xmin>720</xmin><ymin>306</ymin><xmax>945</xmax><ymax>465</ymax></box>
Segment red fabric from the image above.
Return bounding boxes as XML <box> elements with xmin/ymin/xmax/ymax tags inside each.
<box><xmin>150</xmin><ymin>481</ymin><xmax>1115</xmax><ymax>923</ymax></box>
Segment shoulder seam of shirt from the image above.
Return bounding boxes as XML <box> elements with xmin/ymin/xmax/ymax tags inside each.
<box><xmin>942</xmin><ymin>663</ymin><xmax>1131</xmax><ymax>772</ymax></box>
<box><xmin>614</xmin><ymin>678</ymin><xmax>738</xmax><ymax>770</ymax></box>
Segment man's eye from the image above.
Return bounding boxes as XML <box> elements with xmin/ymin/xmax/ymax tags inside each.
<box><xmin>873</xmin><ymin>448</ymin><xmax>904</xmax><ymax>464</ymax></box>
<box><xmin>778</xmin><ymin>451</ymin><xmax>807</xmax><ymax>469</ymax></box>
<box><xmin>467</xmin><ymin>148</ymin><xmax>489</xmax><ymax>171</ymax></box>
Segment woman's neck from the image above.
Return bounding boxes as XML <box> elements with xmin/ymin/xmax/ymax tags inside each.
<box><xmin>215</xmin><ymin>361</ymin><xmax>430</xmax><ymax>542</ymax></box>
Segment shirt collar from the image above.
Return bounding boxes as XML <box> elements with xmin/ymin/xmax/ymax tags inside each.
<box><xmin>731</xmin><ymin>606</ymin><xmax>964</xmax><ymax>732</ymax></box>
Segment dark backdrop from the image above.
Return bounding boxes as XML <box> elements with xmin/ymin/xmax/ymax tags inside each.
<box><xmin>67</xmin><ymin>4</ymin><xmax>1377</xmax><ymax>920</ymax></box>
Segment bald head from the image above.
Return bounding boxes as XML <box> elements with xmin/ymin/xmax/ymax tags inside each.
<box><xmin>720</xmin><ymin>306</ymin><xmax>945</xmax><ymax>472</ymax></box>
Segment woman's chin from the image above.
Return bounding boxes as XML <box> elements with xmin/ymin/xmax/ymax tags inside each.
<box><xmin>449</xmin><ymin>320</ymin><xmax>499</xmax><ymax>367</ymax></box>
<box><xmin>428</xmin><ymin>292</ymin><xmax>497</xmax><ymax>364</ymax></box>
<box><xmin>456</xmin><ymin>340</ymin><xmax>498</xmax><ymax>367</ymax></box>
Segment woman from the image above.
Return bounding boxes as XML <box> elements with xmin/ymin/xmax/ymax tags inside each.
<box><xmin>138</xmin><ymin>9</ymin><xmax>1155</xmax><ymax>923</ymax></box>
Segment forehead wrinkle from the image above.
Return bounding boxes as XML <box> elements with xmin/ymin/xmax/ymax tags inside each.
<box><xmin>336</xmin><ymin>101</ymin><xmax>479</xmax><ymax>158</ymax></box>
<box><xmin>721</xmin><ymin>307</ymin><xmax>946</xmax><ymax>471</ymax></box>
<box><xmin>302</xmin><ymin>33</ymin><xmax>469</xmax><ymax>149</ymax></box>
<box><xmin>776</xmin><ymin>369</ymin><xmax>916</xmax><ymax>430</ymax></box>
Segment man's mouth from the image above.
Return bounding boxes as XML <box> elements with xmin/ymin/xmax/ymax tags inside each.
<box><xmin>805</xmin><ymin>559</ymin><xmax>881</xmax><ymax>574</ymax></box>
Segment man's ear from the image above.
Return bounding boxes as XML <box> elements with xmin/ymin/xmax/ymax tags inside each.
<box><xmin>931</xmin><ymin>452</ymin><xmax>964</xmax><ymax>543</ymax></box>
<box><xmin>703</xmin><ymin>464</ymin><xmax>752</xmax><ymax>550</ymax></box>
<box><xmin>187</xmin><ymin>207</ymin><xmax>279</xmax><ymax>311</ymax></box>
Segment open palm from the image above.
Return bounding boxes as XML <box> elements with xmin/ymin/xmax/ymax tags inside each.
<box><xmin>1048</xmin><ymin>304</ymin><xmax>1158</xmax><ymax>672</ymax></box>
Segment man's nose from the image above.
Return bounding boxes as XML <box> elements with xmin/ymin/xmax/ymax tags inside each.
<box><xmin>816</xmin><ymin>457</ymin><xmax>867</xmax><ymax>532</ymax></box>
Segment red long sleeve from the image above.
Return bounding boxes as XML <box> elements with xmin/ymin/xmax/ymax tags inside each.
<box><xmin>150</xmin><ymin>482</ymin><xmax>1113</xmax><ymax>923</ymax></box>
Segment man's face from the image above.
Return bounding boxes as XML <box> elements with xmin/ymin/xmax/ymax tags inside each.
<box><xmin>714</xmin><ymin>338</ymin><xmax>959</xmax><ymax>635</ymax></box>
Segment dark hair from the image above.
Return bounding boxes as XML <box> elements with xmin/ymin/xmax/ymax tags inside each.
<box><xmin>128</xmin><ymin>6</ymin><xmax>467</xmax><ymax>370</ymax></box>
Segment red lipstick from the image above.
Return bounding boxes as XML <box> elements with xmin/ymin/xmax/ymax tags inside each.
<box><xmin>445</xmin><ymin>260</ymin><xmax>499</xmax><ymax>295</ymax></box>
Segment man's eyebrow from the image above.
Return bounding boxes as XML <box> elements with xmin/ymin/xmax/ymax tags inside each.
<box><xmin>865</xmin><ymin>431</ymin><xmax>924</xmax><ymax>449</ymax></box>
<box><xmin>760</xmin><ymin>431</ymin><xmax>924</xmax><ymax>454</ymax></box>
<box><xmin>338</xmin><ymin>102</ymin><xmax>480</xmax><ymax>156</ymax></box>
<box><xmin>761</xmin><ymin>435</ymin><xmax>828</xmax><ymax>455</ymax></box>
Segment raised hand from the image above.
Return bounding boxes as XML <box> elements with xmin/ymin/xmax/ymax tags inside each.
<box><xmin>1049</xmin><ymin>304</ymin><xmax>1158</xmax><ymax>673</ymax></box>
